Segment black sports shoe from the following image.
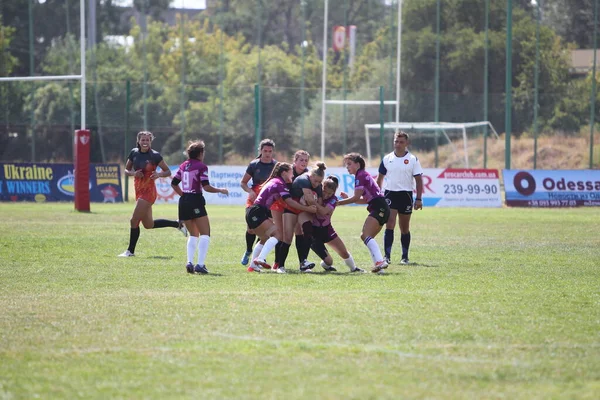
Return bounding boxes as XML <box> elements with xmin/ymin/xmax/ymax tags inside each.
<box><xmin>194</xmin><ymin>264</ymin><xmax>209</xmax><ymax>274</ymax></box>
<box><xmin>299</xmin><ymin>260</ymin><xmax>316</xmax><ymax>271</ymax></box>
<box><xmin>186</xmin><ymin>262</ymin><xmax>194</xmax><ymax>274</ymax></box>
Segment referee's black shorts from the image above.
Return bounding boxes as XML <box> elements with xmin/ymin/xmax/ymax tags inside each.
<box><xmin>178</xmin><ymin>193</ymin><xmax>208</xmax><ymax>221</ymax></box>
<box><xmin>385</xmin><ymin>190</ymin><xmax>414</xmax><ymax>214</ymax></box>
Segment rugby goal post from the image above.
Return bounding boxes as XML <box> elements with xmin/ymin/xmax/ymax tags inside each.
<box><xmin>364</xmin><ymin>121</ymin><xmax>500</xmax><ymax>167</ymax></box>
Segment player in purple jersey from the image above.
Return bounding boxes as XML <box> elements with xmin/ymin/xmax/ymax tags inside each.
<box><xmin>280</xmin><ymin>162</ymin><xmax>326</xmax><ymax>273</ymax></box>
<box><xmin>245</xmin><ymin>162</ymin><xmax>317</xmax><ymax>273</ymax></box>
<box><xmin>310</xmin><ymin>176</ymin><xmax>365</xmax><ymax>273</ymax></box>
<box><xmin>118</xmin><ymin>131</ymin><xmax>187</xmax><ymax>258</ymax></box>
<box><xmin>171</xmin><ymin>140</ymin><xmax>229</xmax><ymax>274</ymax></box>
<box><xmin>338</xmin><ymin>153</ymin><xmax>390</xmax><ymax>274</ymax></box>
<box><xmin>240</xmin><ymin>139</ymin><xmax>277</xmax><ymax>267</ymax></box>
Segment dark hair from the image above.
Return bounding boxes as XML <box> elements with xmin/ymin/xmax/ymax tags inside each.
<box><xmin>343</xmin><ymin>152</ymin><xmax>366</xmax><ymax>171</ymax></box>
<box><xmin>394</xmin><ymin>130</ymin><xmax>409</xmax><ymax>141</ymax></box>
<box><xmin>186</xmin><ymin>140</ymin><xmax>205</xmax><ymax>160</ymax></box>
<box><xmin>309</xmin><ymin>161</ymin><xmax>327</xmax><ymax>178</ymax></box>
<box><xmin>259</xmin><ymin>139</ymin><xmax>275</xmax><ymax>151</ymax></box>
<box><xmin>267</xmin><ymin>162</ymin><xmax>292</xmax><ymax>181</ymax></box>
<box><xmin>136</xmin><ymin>131</ymin><xmax>154</xmax><ymax>149</ymax></box>
<box><xmin>322</xmin><ymin>175</ymin><xmax>339</xmax><ymax>192</ymax></box>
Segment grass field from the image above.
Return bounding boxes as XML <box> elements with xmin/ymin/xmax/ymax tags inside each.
<box><xmin>1</xmin><ymin>203</ymin><xmax>599</xmax><ymax>399</ymax></box>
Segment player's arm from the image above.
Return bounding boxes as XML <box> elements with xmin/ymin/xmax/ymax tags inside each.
<box><xmin>152</xmin><ymin>160</ymin><xmax>171</xmax><ymax>179</ymax></box>
<box><xmin>124</xmin><ymin>159</ymin><xmax>142</xmax><ymax>178</ymax></box>
<box><xmin>284</xmin><ymin>195</ymin><xmax>317</xmax><ymax>213</ymax></box>
<box><xmin>376</xmin><ymin>160</ymin><xmax>387</xmax><ymax>188</ymax></box>
<box><xmin>302</xmin><ymin>187</ymin><xmax>317</xmax><ymax>206</ymax></box>
<box><xmin>203</xmin><ymin>181</ymin><xmax>229</xmax><ymax>195</ymax></box>
<box><xmin>338</xmin><ymin>188</ymin><xmax>364</xmax><ymax>206</ymax></box>
<box><xmin>170</xmin><ymin>176</ymin><xmax>183</xmax><ymax>197</ymax></box>
<box><xmin>316</xmin><ymin>202</ymin><xmax>333</xmax><ymax>216</ymax></box>
<box><xmin>240</xmin><ymin>172</ymin><xmax>253</xmax><ymax>194</ymax></box>
<box><xmin>414</xmin><ymin>174</ymin><xmax>423</xmax><ymax>210</ymax></box>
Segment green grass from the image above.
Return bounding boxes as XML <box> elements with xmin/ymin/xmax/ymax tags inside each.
<box><xmin>1</xmin><ymin>203</ymin><xmax>599</xmax><ymax>399</ymax></box>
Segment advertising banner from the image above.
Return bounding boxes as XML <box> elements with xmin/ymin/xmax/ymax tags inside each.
<box><xmin>503</xmin><ymin>169</ymin><xmax>600</xmax><ymax>207</ymax></box>
<box><xmin>156</xmin><ymin>166</ymin><xmax>501</xmax><ymax>208</ymax></box>
<box><xmin>0</xmin><ymin>163</ymin><xmax>123</xmax><ymax>203</ymax></box>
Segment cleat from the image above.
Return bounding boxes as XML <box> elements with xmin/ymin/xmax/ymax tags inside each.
<box><xmin>350</xmin><ymin>267</ymin><xmax>366</xmax><ymax>273</ymax></box>
<box><xmin>371</xmin><ymin>259</ymin><xmax>389</xmax><ymax>273</ymax></box>
<box><xmin>299</xmin><ymin>260</ymin><xmax>316</xmax><ymax>272</ymax></box>
<box><xmin>385</xmin><ymin>256</ymin><xmax>391</xmax><ymax>264</ymax></box>
<box><xmin>272</xmin><ymin>262</ymin><xmax>279</xmax><ymax>271</ymax></box>
<box><xmin>253</xmin><ymin>258</ymin><xmax>272</xmax><ymax>270</ymax></box>
<box><xmin>178</xmin><ymin>221</ymin><xmax>188</xmax><ymax>237</ymax></box>
<box><xmin>247</xmin><ymin>264</ymin><xmax>262</xmax><ymax>273</ymax></box>
<box><xmin>276</xmin><ymin>266</ymin><xmax>287</xmax><ymax>274</ymax></box>
<box><xmin>118</xmin><ymin>250</ymin><xmax>135</xmax><ymax>257</ymax></box>
<box><xmin>240</xmin><ymin>251</ymin><xmax>252</xmax><ymax>266</ymax></box>
<box><xmin>194</xmin><ymin>264</ymin><xmax>209</xmax><ymax>274</ymax></box>
<box><xmin>185</xmin><ymin>262</ymin><xmax>194</xmax><ymax>274</ymax></box>
<box><xmin>376</xmin><ymin>269</ymin><xmax>386</xmax><ymax>275</ymax></box>
<box><xmin>301</xmin><ymin>268</ymin><xmax>313</xmax><ymax>273</ymax></box>
<box><xmin>400</xmin><ymin>258</ymin><xmax>409</xmax><ymax>265</ymax></box>
<box><xmin>320</xmin><ymin>260</ymin><xmax>337</xmax><ymax>272</ymax></box>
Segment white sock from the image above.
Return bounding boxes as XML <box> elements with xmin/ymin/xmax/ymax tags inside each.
<box><xmin>343</xmin><ymin>254</ymin><xmax>357</xmax><ymax>270</ymax></box>
<box><xmin>258</xmin><ymin>237</ymin><xmax>278</xmax><ymax>261</ymax></box>
<box><xmin>197</xmin><ymin>235</ymin><xmax>210</xmax><ymax>266</ymax></box>
<box><xmin>364</xmin><ymin>237</ymin><xmax>383</xmax><ymax>263</ymax></box>
<box><xmin>251</xmin><ymin>243</ymin><xmax>263</xmax><ymax>265</ymax></box>
<box><xmin>187</xmin><ymin>236</ymin><xmax>199</xmax><ymax>264</ymax></box>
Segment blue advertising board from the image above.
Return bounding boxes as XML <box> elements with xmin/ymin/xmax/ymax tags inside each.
<box><xmin>0</xmin><ymin>162</ymin><xmax>123</xmax><ymax>203</ymax></box>
<box><xmin>503</xmin><ymin>169</ymin><xmax>600</xmax><ymax>207</ymax></box>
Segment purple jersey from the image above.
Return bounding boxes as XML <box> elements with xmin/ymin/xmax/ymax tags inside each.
<box><xmin>314</xmin><ymin>195</ymin><xmax>337</xmax><ymax>227</ymax></box>
<box><xmin>254</xmin><ymin>177</ymin><xmax>291</xmax><ymax>208</ymax></box>
<box><xmin>174</xmin><ymin>159</ymin><xmax>209</xmax><ymax>194</ymax></box>
<box><xmin>355</xmin><ymin>169</ymin><xmax>384</xmax><ymax>204</ymax></box>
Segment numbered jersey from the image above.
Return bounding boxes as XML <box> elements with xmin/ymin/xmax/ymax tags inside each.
<box><xmin>174</xmin><ymin>159</ymin><xmax>209</xmax><ymax>193</ymax></box>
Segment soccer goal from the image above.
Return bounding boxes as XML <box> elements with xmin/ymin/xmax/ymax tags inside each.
<box><xmin>364</xmin><ymin>121</ymin><xmax>500</xmax><ymax>167</ymax></box>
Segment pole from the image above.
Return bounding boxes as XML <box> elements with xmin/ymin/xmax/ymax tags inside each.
<box><xmin>532</xmin><ymin>0</ymin><xmax>541</xmax><ymax>169</ymax></box>
<box><xmin>218</xmin><ymin>23</ymin><xmax>224</xmax><ymax>164</ymax></box>
<box><xmin>142</xmin><ymin>0</ymin><xmax>148</xmax><ymax>130</ymax></box>
<box><xmin>28</xmin><ymin>0</ymin><xmax>36</xmax><ymax>161</ymax></box>
<box><xmin>434</xmin><ymin>0</ymin><xmax>441</xmax><ymax>168</ymax></box>
<box><xmin>300</xmin><ymin>0</ymin><xmax>307</xmax><ymax>149</ymax></box>
<box><xmin>343</xmin><ymin>0</ymin><xmax>348</xmax><ymax>155</ymax></box>
<box><xmin>180</xmin><ymin>10</ymin><xmax>186</xmax><ymax>160</ymax></box>
<box><xmin>505</xmin><ymin>0</ymin><xmax>513</xmax><ymax>169</ymax></box>
<box><xmin>321</xmin><ymin>0</ymin><xmax>329</xmax><ymax>161</ymax></box>
<box><xmin>388</xmin><ymin>0</ymin><xmax>394</xmax><ymax>123</ymax></box>
<box><xmin>124</xmin><ymin>80</ymin><xmax>130</xmax><ymax>202</ymax></box>
<box><xmin>80</xmin><ymin>0</ymin><xmax>86</xmax><ymax>130</ymax></box>
<box><xmin>395</xmin><ymin>0</ymin><xmax>402</xmax><ymax>122</ymax></box>
<box><xmin>257</xmin><ymin>1</ymin><xmax>262</xmax><ymax>141</ymax></box>
<box><xmin>483</xmin><ymin>0</ymin><xmax>489</xmax><ymax>168</ymax></box>
<box><xmin>254</xmin><ymin>84</ymin><xmax>261</xmax><ymax>150</ymax></box>
<box><xmin>591</xmin><ymin>0</ymin><xmax>598</xmax><ymax>169</ymax></box>
<box><xmin>380</xmin><ymin>86</ymin><xmax>385</xmax><ymax>159</ymax></box>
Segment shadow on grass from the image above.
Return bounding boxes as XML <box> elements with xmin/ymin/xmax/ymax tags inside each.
<box><xmin>148</xmin><ymin>256</ymin><xmax>174</xmax><ymax>260</ymax></box>
<box><xmin>408</xmin><ymin>262</ymin><xmax>439</xmax><ymax>268</ymax></box>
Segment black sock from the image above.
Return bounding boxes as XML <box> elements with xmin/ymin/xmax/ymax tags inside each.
<box><xmin>274</xmin><ymin>241</ymin><xmax>282</xmax><ymax>264</ymax></box>
<box><xmin>300</xmin><ymin>222</ymin><xmax>314</xmax><ymax>262</ymax></box>
<box><xmin>278</xmin><ymin>242</ymin><xmax>291</xmax><ymax>267</ymax></box>
<box><xmin>246</xmin><ymin>232</ymin><xmax>256</xmax><ymax>252</ymax></box>
<box><xmin>384</xmin><ymin>229</ymin><xmax>394</xmax><ymax>259</ymax></box>
<box><xmin>401</xmin><ymin>232</ymin><xmax>411</xmax><ymax>259</ymax></box>
<box><xmin>295</xmin><ymin>235</ymin><xmax>305</xmax><ymax>263</ymax></box>
<box><xmin>153</xmin><ymin>219</ymin><xmax>178</xmax><ymax>228</ymax></box>
<box><xmin>128</xmin><ymin>227</ymin><xmax>140</xmax><ymax>253</ymax></box>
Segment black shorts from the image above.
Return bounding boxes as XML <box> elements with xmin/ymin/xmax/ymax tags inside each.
<box><xmin>385</xmin><ymin>190</ymin><xmax>414</xmax><ymax>214</ymax></box>
<box><xmin>313</xmin><ymin>225</ymin><xmax>338</xmax><ymax>244</ymax></box>
<box><xmin>246</xmin><ymin>204</ymin><xmax>270</xmax><ymax>230</ymax></box>
<box><xmin>178</xmin><ymin>193</ymin><xmax>207</xmax><ymax>221</ymax></box>
<box><xmin>367</xmin><ymin>197</ymin><xmax>391</xmax><ymax>226</ymax></box>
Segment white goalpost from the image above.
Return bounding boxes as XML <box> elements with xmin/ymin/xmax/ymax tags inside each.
<box><xmin>364</xmin><ymin>121</ymin><xmax>500</xmax><ymax>167</ymax></box>
<box><xmin>0</xmin><ymin>0</ymin><xmax>86</xmax><ymax>130</ymax></box>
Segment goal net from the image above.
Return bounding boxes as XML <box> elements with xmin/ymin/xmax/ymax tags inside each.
<box><xmin>364</xmin><ymin>121</ymin><xmax>499</xmax><ymax>167</ymax></box>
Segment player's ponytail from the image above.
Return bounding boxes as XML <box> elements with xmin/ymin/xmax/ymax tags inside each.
<box><xmin>323</xmin><ymin>175</ymin><xmax>339</xmax><ymax>192</ymax></box>
<box><xmin>309</xmin><ymin>161</ymin><xmax>327</xmax><ymax>178</ymax></box>
<box><xmin>267</xmin><ymin>162</ymin><xmax>292</xmax><ymax>182</ymax></box>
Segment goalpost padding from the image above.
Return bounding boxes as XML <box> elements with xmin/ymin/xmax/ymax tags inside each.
<box><xmin>364</xmin><ymin>121</ymin><xmax>500</xmax><ymax>166</ymax></box>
